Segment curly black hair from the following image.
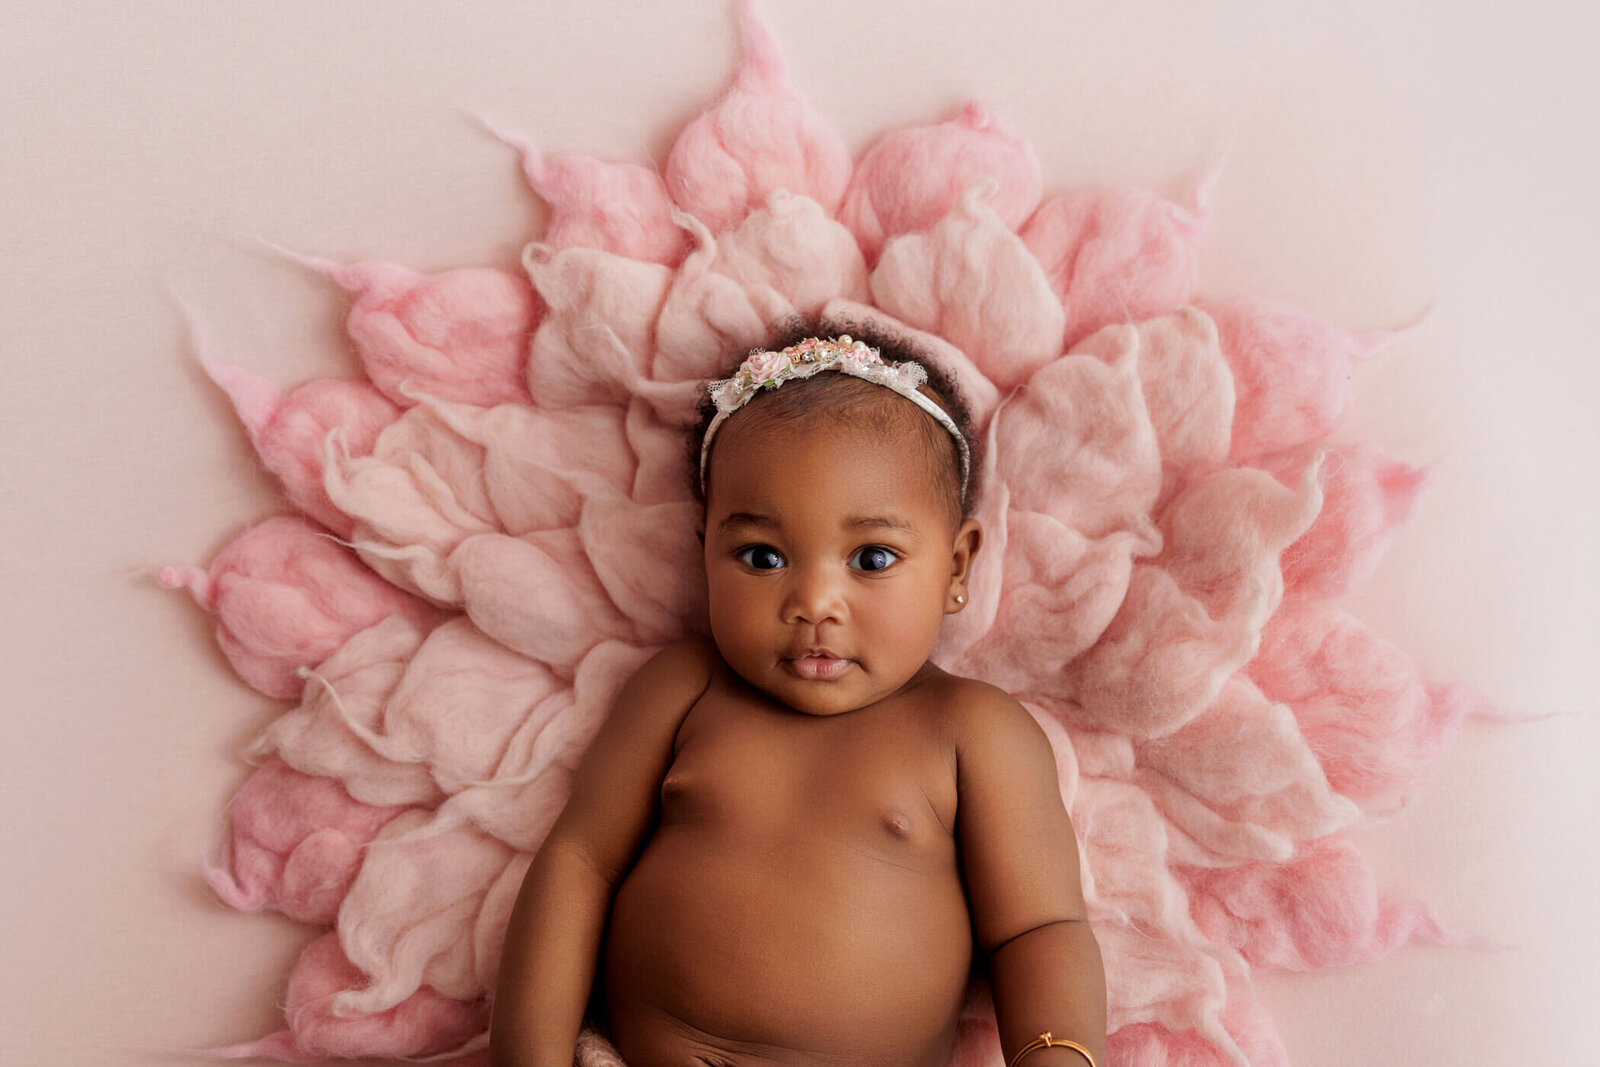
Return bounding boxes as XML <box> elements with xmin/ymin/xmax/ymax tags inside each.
<box><xmin>685</xmin><ymin>315</ymin><xmax>982</xmax><ymax>526</ymax></box>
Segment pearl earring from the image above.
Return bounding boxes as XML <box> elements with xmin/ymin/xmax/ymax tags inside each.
<box><xmin>954</xmin><ymin>594</ymin><xmax>966</xmax><ymax>605</ymax></box>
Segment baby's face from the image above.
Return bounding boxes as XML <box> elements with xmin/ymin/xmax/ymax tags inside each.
<box><xmin>702</xmin><ymin>413</ymin><xmax>976</xmax><ymax>716</ymax></box>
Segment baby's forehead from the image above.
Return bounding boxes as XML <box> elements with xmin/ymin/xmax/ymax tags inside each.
<box><xmin>709</xmin><ymin>411</ymin><xmax>948</xmax><ymax>513</ymax></box>
<box><xmin>699</xmin><ymin>370</ymin><xmax>966</xmax><ymax>525</ymax></box>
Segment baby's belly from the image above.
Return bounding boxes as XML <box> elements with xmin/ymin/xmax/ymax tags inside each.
<box><xmin>602</xmin><ymin>824</ymin><xmax>973</xmax><ymax>1067</ymax></box>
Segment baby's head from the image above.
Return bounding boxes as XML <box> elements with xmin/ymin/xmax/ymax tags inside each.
<box><xmin>689</xmin><ymin>322</ymin><xmax>984</xmax><ymax>715</ymax></box>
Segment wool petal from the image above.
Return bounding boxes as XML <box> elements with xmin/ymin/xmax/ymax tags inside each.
<box><xmin>1275</xmin><ymin>443</ymin><xmax>1436</xmax><ymax>599</ymax></box>
<box><xmin>413</xmin><ymin>397</ymin><xmax>636</xmax><ymax>535</ymax></box>
<box><xmin>1182</xmin><ymin>836</ymin><xmax>1462</xmax><ymax>971</ymax></box>
<box><xmin>200</xmin><ymin>359</ymin><xmax>401</xmax><ymax>538</ymax></box>
<box><xmin>323</xmin><ymin>406</ymin><xmax>499</xmax><ymax>605</ymax></box>
<box><xmin>1249</xmin><ymin>600</ymin><xmax>1472</xmax><ymax>806</ymax></box>
<box><xmin>1200</xmin><ymin>295</ymin><xmax>1397</xmax><ymax>461</ymax></box>
<box><xmin>207</xmin><ymin>932</ymin><xmax>486</xmax><ymax>1060</ymax></box>
<box><xmin>871</xmin><ymin>186</ymin><xmax>1065</xmax><ymax>393</ymax></box>
<box><xmin>957</xmin><ymin>509</ymin><xmax>1154</xmax><ymax>697</ymax></box>
<box><xmin>992</xmin><ymin>339</ymin><xmax>1163</xmax><ymax>540</ymax></box>
<box><xmin>651</xmin><ymin>213</ymin><xmax>788</xmax><ymax>385</ymax></box>
<box><xmin>336</xmin><ymin>813</ymin><xmax>522</xmax><ymax>1012</ymax></box>
<box><xmin>664</xmin><ymin>0</ymin><xmax>852</xmax><ymax>232</ymax></box>
<box><xmin>523</xmin><ymin>243</ymin><xmax>674</xmax><ymax>408</ymax></box>
<box><xmin>452</xmin><ymin>530</ymin><xmax>634</xmax><ymax>673</ymax></box>
<box><xmin>1020</xmin><ymin>185</ymin><xmax>1206</xmax><ymax>349</ymax></box>
<box><xmin>250</xmin><ymin>616</ymin><xmax>446</xmax><ymax>809</ymax></box>
<box><xmin>713</xmin><ymin>191</ymin><xmax>870</xmax><ymax>315</ymax></box>
<box><xmin>205</xmin><ymin>761</ymin><xmax>405</xmax><ymax>925</ymax></box>
<box><xmin>489</xmin><ymin>120</ymin><xmax>686</xmax><ymax>266</ymax></box>
<box><xmin>1138</xmin><ymin>675</ymin><xmax>1359</xmax><ymax>862</ymax></box>
<box><xmin>839</xmin><ymin>101</ymin><xmax>1042</xmax><ymax>262</ymax></box>
<box><xmin>320</xmin><ymin>260</ymin><xmax>538</xmax><ymax>408</ymax></box>
<box><xmin>160</xmin><ymin>514</ymin><xmax>440</xmax><ymax>700</ymax></box>
<box><xmin>1073</xmin><ymin>308</ymin><xmax>1234</xmax><ymax>495</ymax></box>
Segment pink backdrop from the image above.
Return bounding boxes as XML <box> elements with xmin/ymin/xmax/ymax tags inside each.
<box><xmin>2</xmin><ymin>1</ymin><xmax>1596</xmax><ymax>1063</ymax></box>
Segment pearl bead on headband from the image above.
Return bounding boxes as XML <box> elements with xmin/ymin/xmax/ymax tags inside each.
<box><xmin>698</xmin><ymin>335</ymin><xmax>972</xmax><ymax>497</ymax></box>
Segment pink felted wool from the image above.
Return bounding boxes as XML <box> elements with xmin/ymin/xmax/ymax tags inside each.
<box><xmin>264</xmin><ymin>252</ymin><xmax>539</xmax><ymax>410</ymax></box>
<box><xmin>714</xmin><ymin>192</ymin><xmax>871</xmax><ymax>315</ymax></box>
<box><xmin>198</xmin><ymin>358</ymin><xmax>400</xmax><ymax>538</ymax></box>
<box><xmin>178</xmin><ymin>5</ymin><xmax>1489</xmax><ymax>1064</ymax></box>
<box><xmin>1020</xmin><ymin>181</ymin><xmax>1211</xmax><ymax>350</ymax></box>
<box><xmin>206</xmin><ymin>761</ymin><xmax>406</xmax><ymax>925</ymax></box>
<box><xmin>1182</xmin><ymin>836</ymin><xmax>1467</xmax><ymax>972</ymax></box>
<box><xmin>871</xmin><ymin>186</ymin><xmax>1065</xmax><ymax>393</ymax></box>
<box><xmin>664</xmin><ymin>0</ymin><xmax>852</xmax><ymax>234</ymax></box>
<box><xmin>205</xmin><ymin>932</ymin><xmax>487</xmax><ymax>1061</ymax></box>
<box><xmin>1070</xmin><ymin>309</ymin><xmax>1235</xmax><ymax>499</ymax></box>
<box><xmin>1137</xmin><ymin>675</ymin><xmax>1358</xmax><ymax>866</ymax></box>
<box><xmin>1275</xmin><ymin>443</ymin><xmax>1436</xmax><ymax>599</ymax></box>
<box><xmin>251</xmin><ymin>616</ymin><xmax>448</xmax><ymax>809</ymax></box>
<box><xmin>1199</xmin><ymin>294</ymin><xmax>1400</xmax><ymax>462</ymax></box>
<box><xmin>334</xmin><ymin>813</ymin><xmax>528</xmax><ymax>1013</ymax></box>
<box><xmin>523</xmin><ymin>243</ymin><xmax>674</xmax><ymax>408</ymax></box>
<box><xmin>160</xmin><ymin>514</ymin><xmax>441</xmax><ymax>699</ymax></box>
<box><xmin>1250</xmin><ymin>598</ymin><xmax>1472</xmax><ymax>807</ymax></box>
<box><xmin>488</xmin><ymin>124</ymin><xmax>688</xmax><ymax>267</ymax></box>
<box><xmin>651</xmin><ymin>212</ymin><xmax>793</xmax><ymax>385</ymax></box>
<box><xmin>839</xmin><ymin>100</ymin><xmax>1042</xmax><ymax>261</ymax></box>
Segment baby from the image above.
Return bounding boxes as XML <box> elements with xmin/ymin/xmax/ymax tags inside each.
<box><xmin>491</xmin><ymin>326</ymin><xmax>1105</xmax><ymax>1067</ymax></box>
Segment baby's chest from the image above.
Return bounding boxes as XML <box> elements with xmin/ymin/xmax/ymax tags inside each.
<box><xmin>658</xmin><ymin>700</ymin><xmax>957</xmax><ymax>852</ymax></box>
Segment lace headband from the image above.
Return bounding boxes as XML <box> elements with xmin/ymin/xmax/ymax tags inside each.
<box><xmin>698</xmin><ymin>335</ymin><xmax>971</xmax><ymax>497</ymax></box>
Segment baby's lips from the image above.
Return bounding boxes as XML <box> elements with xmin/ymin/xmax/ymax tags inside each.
<box><xmin>786</xmin><ymin>653</ymin><xmax>852</xmax><ymax>681</ymax></box>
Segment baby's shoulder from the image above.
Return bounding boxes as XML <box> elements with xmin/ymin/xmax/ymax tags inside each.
<box><xmin>920</xmin><ymin>670</ymin><xmax>1040</xmax><ymax>749</ymax></box>
<box><xmin>619</xmin><ymin>636</ymin><xmax>720</xmax><ymax>707</ymax></box>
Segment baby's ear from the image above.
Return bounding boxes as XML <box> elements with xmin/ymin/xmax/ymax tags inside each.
<box><xmin>946</xmin><ymin>518</ymin><xmax>982</xmax><ymax>613</ymax></box>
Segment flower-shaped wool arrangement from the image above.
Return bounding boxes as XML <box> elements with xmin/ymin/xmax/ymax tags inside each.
<box><xmin>164</xmin><ymin>4</ymin><xmax>1491</xmax><ymax>1065</ymax></box>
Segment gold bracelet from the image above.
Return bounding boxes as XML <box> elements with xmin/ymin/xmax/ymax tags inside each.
<box><xmin>1008</xmin><ymin>1030</ymin><xmax>1096</xmax><ymax>1067</ymax></box>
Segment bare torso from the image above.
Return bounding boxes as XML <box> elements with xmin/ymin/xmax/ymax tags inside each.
<box><xmin>601</xmin><ymin>664</ymin><xmax>975</xmax><ymax>1067</ymax></box>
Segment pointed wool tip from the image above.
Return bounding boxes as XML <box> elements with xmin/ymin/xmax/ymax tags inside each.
<box><xmin>199</xmin><ymin>355</ymin><xmax>282</xmax><ymax>441</ymax></box>
<box><xmin>1425</xmin><ymin>680</ymin><xmax>1542</xmax><ymax>725</ymax></box>
<box><xmin>520</xmin><ymin>240</ymin><xmax>556</xmax><ymax>277</ymax></box>
<box><xmin>1380</xmin><ymin>452</ymin><xmax>1440</xmax><ymax>511</ymax></box>
<box><xmin>473</xmin><ymin>111</ymin><xmax>544</xmax><ymax>181</ymax></box>
<box><xmin>735</xmin><ymin>0</ymin><xmax>788</xmax><ymax>87</ymax></box>
<box><xmin>201</xmin><ymin>861</ymin><xmax>260</xmax><ymax>912</ymax></box>
<box><xmin>196</xmin><ymin>1030</ymin><xmax>316</xmax><ymax>1062</ymax></box>
<box><xmin>252</xmin><ymin>235</ymin><xmax>347</xmax><ymax>282</ymax></box>
<box><xmin>1353</xmin><ymin>302</ymin><xmax>1432</xmax><ymax>361</ymax></box>
<box><xmin>156</xmin><ymin>564</ymin><xmax>216</xmax><ymax>607</ymax></box>
<box><xmin>671</xmin><ymin>207</ymin><xmax>716</xmax><ymax>250</ymax></box>
<box><xmin>1180</xmin><ymin>156</ymin><xmax>1228</xmax><ymax>234</ymax></box>
<box><xmin>957</xmin><ymin>100</ymin><xmax>993</xmax><ymax>128</ymax></box>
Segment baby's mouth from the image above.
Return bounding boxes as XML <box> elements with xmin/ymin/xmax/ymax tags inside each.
<box><xmin>785</xmin><ymin>652</ymin><xmax>852</xmax><ymax>681</ymax></box>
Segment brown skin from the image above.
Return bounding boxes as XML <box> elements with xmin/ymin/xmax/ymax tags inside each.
<box><xmin>492</xmin><ymin>403</ymin><xmax>1106</xmax><ymax>1067</ymax></box>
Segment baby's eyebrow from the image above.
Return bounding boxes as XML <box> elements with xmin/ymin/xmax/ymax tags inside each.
<box><xmin>844</xmin><ymin>515</ymin><xmax>916</xmax><ymax>534</ymax></box>
<box><xmin>718</xmin><ymin>511</ymin><xmax>774</xmax><ymax>531</ymax></box>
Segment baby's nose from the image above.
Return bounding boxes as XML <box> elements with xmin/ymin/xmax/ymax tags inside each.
<box><xmin>781</xmin><ymin>565</ymin><xmax>846</xmax><ymax>624</ymax></box>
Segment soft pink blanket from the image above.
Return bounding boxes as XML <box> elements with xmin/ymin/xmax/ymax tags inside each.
<box><xmin>162</xmin><ymin>4</ymin><xmax>1487</xmax><ymax>1064</ymax></box>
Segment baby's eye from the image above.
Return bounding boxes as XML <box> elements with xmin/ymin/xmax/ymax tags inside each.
<box><xmin>847</xmin><ymin>545</ymin><xmax>899</xmax><ymax>573</ymax></box>
<box><xmin>736</xmin><ymin>544</ymin><xmax>786</xmax><ymax>570</ymax></box>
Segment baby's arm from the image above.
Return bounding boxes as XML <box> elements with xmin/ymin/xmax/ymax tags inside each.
<box><xmin>954</xmin><ymin>689</ymin><xmax>1106</xmax><ymax>1067</ymax></box>
<box><xmin>489</xmin><ymin>639</ymin><xmax>713</xmax><ymax>1067</ymax></box>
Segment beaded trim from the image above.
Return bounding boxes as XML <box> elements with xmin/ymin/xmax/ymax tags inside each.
<box><xmin>698</xmin><ymin>336</ymin><xmax>971</xmax><ymax>496</ymax></box>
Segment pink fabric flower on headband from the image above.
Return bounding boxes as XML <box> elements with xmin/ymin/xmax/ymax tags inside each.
<box><xmin>744</xmin><ymin>349</ymin><xmax>794</xmax><ymax>386</ymax></box>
